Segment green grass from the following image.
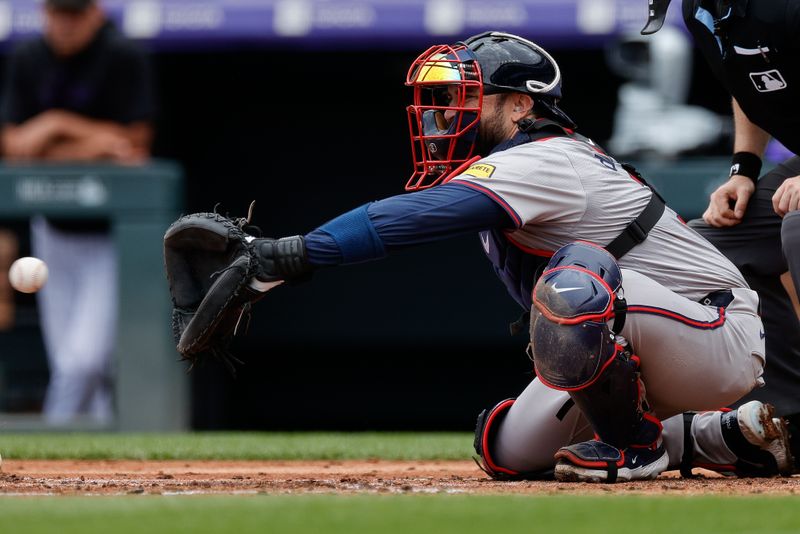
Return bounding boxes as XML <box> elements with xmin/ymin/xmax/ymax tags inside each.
<box><xmin>2</xmin><ymin>433</ymin><xmax>799</xmax><ymax>533</ymax></box>
<box><xmin>0</xmin><ymin>431</ymin><xmax>473</xmax><ymax>460</ymax></box>
<box><xmin>0</xmin><ymin>495</ymin><xmax>798</xmax><ymax>534</ymax></box>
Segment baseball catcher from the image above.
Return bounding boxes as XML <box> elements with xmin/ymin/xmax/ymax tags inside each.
<box><xmin>165</xmin><ymin>30</ymin><xmax>795</xmax><ymax>481</ymax></box>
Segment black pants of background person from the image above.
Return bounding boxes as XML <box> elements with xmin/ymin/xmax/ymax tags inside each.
<box><xmin>689</xmin><ymin>157</ymin><xmax>800</xmax><ymax>435</ymax></box>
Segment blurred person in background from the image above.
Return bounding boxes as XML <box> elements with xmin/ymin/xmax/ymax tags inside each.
<box><xmin>642</xmin><ymin>0</ymin><xmax>800</xmax><ymax>461</ymax></box>
<box><xmin>0</xmin><ymin>0</ymin><xmax>155</xmax><ymax>424</ymax></box>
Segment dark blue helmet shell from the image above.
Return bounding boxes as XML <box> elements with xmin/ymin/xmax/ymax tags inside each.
<box><xmin>464</xmin><ymin>31</ymin><xmax>562</xmax><ymax>98</ymax></box>
<box><xmin>463</xmin><ymin>31</ymin><xmax>575</xmax><ymax>128</ymax></box>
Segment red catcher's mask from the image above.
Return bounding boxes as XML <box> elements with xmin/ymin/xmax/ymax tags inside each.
<box><xmin>405</xmin><ymin>43</ymin><xmax>483</xmax><ymax>191</ymax></box>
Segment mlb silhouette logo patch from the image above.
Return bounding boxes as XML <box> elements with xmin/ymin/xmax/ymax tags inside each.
<box><xmin>749</xmin><ymin>70</ymin><xmax>787</xmax><ymax>92</ymax></box>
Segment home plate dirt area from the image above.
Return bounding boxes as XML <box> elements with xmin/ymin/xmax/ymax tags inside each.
<box><xmin>0</xmin><ymin>460</ymin><xmax>798</xmax><ymax>496</ymax></box>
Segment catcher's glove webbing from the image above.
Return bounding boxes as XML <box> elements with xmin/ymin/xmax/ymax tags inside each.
<box><xmin>163</xmin><ymin>207</ymin><xmax>311</xmax><ymax>371</ymax></box>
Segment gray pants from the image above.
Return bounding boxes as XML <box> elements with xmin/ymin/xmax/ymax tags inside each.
<box><xmin>31</xmin><ymin>216</ymin><xmax>118</xmax><ymax>425</ymax></box>
<box><xmin>494</xmin><ymin>267</ymin><xmax>764</xmax><ymax>473</ymax></box>
<box><xmin>495</xmin><ymin>382</ymin><xmax>748</xmax><ymax>473</ymax></box>
<box><xmin>689</xmin><ymin>156</ymin><xmax>800</xmax><ymax>417</ymax></box>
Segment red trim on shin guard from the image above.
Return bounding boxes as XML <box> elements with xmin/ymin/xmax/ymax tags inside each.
<box><xmin>479</xmin><ymin>399</ymin><xmax>520</xmax><ymax>477</ymax></box>
<box><xmin>630</xmin><ymin>413</ymin><xmax>664</xmax><ymax>450</ymax></box>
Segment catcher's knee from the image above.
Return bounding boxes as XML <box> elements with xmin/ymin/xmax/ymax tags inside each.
<box><xmin>530</xmin><ymin>241</ymin><xmax>626</xmax><ymax>391</ymax></box>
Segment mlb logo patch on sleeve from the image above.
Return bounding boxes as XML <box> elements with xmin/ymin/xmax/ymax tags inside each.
<box><xmin>462</xmin><ymin>163</ymin><xmax>496</xmax><ymax>179</ymax></box>
<box><xmin>749</xmin><ymin>70</ymin><xmax>787</xmax><ymax>92</ymax></box>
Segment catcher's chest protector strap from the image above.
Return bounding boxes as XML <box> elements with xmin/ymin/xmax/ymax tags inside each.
<box><xmin>604</xmin><ymin>162</ymin><xmax>666</xmax><ymax>259</ymax></box>
<box><xmin>604</xmin><ymin>190</ymin><xmax>666</xmax><ymax>260</ymax></box>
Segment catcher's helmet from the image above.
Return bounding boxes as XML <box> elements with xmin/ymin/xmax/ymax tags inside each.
<box><xmin>405</xmin><ymin>31</ymin><xmax>574</xmax><ymax>191</ymax></box>
<box><xmin>465</xmin><ymin>31</ymin><xmax>573</xmax><ymax>128</ymax></box>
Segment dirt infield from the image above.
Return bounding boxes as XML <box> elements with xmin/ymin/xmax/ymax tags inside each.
<box><xmin>0</xmin><ymin>460</ymin><xmax>798</xmax><ymax>496</ymax></box>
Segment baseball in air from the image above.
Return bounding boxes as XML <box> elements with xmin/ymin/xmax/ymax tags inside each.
<box><xmin>8</xmin><ymin>256</ymin><xmax>49</xmax><ymax>294</ymax></box>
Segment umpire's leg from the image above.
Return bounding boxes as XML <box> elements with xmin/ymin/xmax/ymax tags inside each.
<box><xmin>689</xmin><ymin>156</ymin><xmax>800</xmax><ymax>416</ymax></box>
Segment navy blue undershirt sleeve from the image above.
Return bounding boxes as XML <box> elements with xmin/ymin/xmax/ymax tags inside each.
<box><xmin>305</xmin><ymin>182</ymin><xmax>513</xmax><ymax>266</ymax></box>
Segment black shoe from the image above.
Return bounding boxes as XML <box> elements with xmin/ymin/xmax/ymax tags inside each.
<box><xmin>554</xmin><ymin>440</ymin><xmax>668</xmax><ymax>483</ymax></box>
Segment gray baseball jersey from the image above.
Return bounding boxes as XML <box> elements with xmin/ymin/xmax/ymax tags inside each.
<box><xmin>451</xmin><ymin>135</ymin><xmax>766</xmax><ymax>473</ymax></box>
<box><xmin>451</xmin><ymin>136</ymin><xmax>747</xmax><ymax>300</ymax></box>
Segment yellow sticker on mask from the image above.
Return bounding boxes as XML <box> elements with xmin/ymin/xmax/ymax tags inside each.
<box><xmin>462</xmin><ymin>163</ymin><xmax>496</xmax><ymax>179</ymax></box>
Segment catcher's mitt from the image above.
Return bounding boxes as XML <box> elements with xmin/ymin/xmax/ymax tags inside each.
<box><xmin>164</xmin><ymin>203</ymin><xmax>313</xmax><ymax>371</ymax></box>
<box><xmin>163</xmin><ymin>210</ymin><xmax>263</xmax><ymax>370</ymax></box>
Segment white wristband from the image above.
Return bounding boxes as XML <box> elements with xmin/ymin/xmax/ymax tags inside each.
<box><xmin>248</xmin><ymin>278</ymin><xmax>284</xmax><ymax>292</ymax></box>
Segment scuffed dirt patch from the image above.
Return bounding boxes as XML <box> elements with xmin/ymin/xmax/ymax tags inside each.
<box><xmin>0</xmin><ymin>460</ymin><xmax>798</xmax><ymax>496</ymax></box>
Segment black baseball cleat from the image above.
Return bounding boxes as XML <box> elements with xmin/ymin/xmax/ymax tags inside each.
<box><xmin>554</xmin><ymin>440</ymin><xmax>669</xmax><ymax>483</ymax></box>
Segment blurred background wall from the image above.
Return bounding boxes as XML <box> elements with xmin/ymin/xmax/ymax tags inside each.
<box><xmin>0</xmin><ymin>0</ymin><xmax>742</xmax><ymax>431</ymax></box>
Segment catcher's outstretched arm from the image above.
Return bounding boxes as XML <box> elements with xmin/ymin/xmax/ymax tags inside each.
<box><xmin>164</xmin><ymin>183</ymin><xmax>510</xmax><ymax>363</ymax></box>
<box><xmin>303</xmin><ymin>182</ymin><xmax>513</xmax><ymax>267</ymax></box>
